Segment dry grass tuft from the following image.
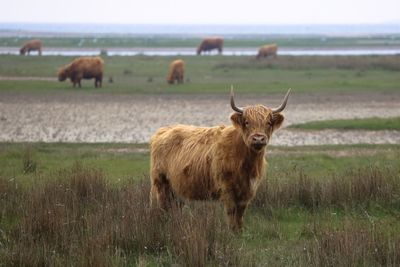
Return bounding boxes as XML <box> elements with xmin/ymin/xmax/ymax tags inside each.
<box><xmin>254</xmin><ymin>166</ymin><xmax>399</xmax><ymax>210</ymax></box>
<box><xmin>1</xmin><ymin>163</ymin><xmax>245</xmax><ymax>266</ymax></box>
<box><xmin>306</xmin><ymin>220</ymin><xmax>400</xmax><ymax>266</ymax></box>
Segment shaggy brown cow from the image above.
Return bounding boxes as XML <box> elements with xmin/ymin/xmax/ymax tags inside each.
<box><xmin>150</xmin><ymin>87</ymin><xmax>291</xmax><ymax>231</ymax></box>
<box><xmin>20</xmin><ymin>39</ymin><xmax>42</xmax><ymax>56</ymax></box>
<box><xmin>58</xmin><ymin>56</ymin><xmax>104</xmax><ymax>88</ymax></box>
<box><xmin>256</xmin><ymin>44</ymin><xmax>278</xmax><ymax>59</ymax></box>
<box><xmin>166</xmin><ymin>59</ymin><xmax>185</xmax><ymax>84</ymax></box>
<box><xmin>196</xmin><ymin>37</ymin><xmax>224</xmax><ymax>55</ymax></box>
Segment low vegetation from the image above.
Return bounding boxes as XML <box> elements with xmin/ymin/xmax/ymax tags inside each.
<box><xmin>0</xmin><ymin>143</ymin><xmax>399</xmax><ymax>265</ymax></box>
<box><xmin>290</xmin><ymin>117</ymin><xmax>400</xmax><ymax>130</ymax></box>
<box><xmin>0</xmin><ymin>55</ymin><xmax>399</xmax><ymax>94</ymax></box>
<box><xmin>215</xmin><ymin>55</ymin><xmax>400</xmax><ymax>71</ymax></box>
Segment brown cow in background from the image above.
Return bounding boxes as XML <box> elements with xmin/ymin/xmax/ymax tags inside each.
<box><xmin>150</xmin><ymin>87</ymin><xmax>291</xmax><ymax>231</ymax></box>
<box><xmin>20</xmin><ymin>39</ymin><xmax>43</xmax><ymax>56</ymax></box>
<box><xmin>197</xmin><ymin>37</ymin><xmax>224</xmax><ymax>55</ymax></box>
<box><xmin>256</xmin><ymin>44</ymin><xmax>278</xmax><ymax>59</ymax></box>
<box><xmin>166</xmin><ymin>59</ymin><xmax>185</xmax><ymax>84</ymax></box>
<box><xmin>58</xmin><ymin>56</ymin><xmax>104</xmax><ymax>88</ymax></box>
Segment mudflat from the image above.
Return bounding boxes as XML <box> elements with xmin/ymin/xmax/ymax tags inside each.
<box><xmin>1</xmin><ymin>91</ymin><xmax>400</xmax><ymax>145</ymax></box>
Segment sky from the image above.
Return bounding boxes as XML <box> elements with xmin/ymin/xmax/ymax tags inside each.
<box><xmin>1</xmin><ymin>0</ymin><xmax>400</xmax><ymax>25</ymax></box>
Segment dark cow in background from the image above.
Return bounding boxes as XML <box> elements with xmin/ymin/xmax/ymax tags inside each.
<box><xmin>197</xmin><ymin>37</ymin><xmax>224</xmax><ymax>55</ymax></box>
<box><xmin>166</xmin><ymin>59</ymin><xmax>185</xmax><ymax>84</ymax></box>
<box><xmin>58</xmin><ymin>56</ymin><xmax>104</xmax><ymax>88</ymax></box>
<box><xmin>150</xmin><ymin>87</ymin><xmax>291</xmax><ymax>231</ymax></box>
<box><xmin>256</xmin><ymin>44</ymin><xmax>278</xmax><ymax>59</ymax></box>
<box><xmin>20</xmin><ymin>39</ymin><xmax>43</xmax><ymax>56</ymax></box>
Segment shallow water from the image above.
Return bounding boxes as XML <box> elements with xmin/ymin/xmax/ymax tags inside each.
<box><xmin>1</xmin><ymin>47</ymin><xmax>400</xmax><ymax>56</ymax></box>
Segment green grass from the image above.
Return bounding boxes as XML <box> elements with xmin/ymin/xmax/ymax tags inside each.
<box><xmin>1</xmin><ymin>143</ymin><xmax>399</xmax><ymax>185</ymax></box>
<box><xmin>0</xmin><ymin>143</ymin><xmax>149</xmax><ymax>185</ymax></box>
<box><xmin>2</xmin><ymin>35</ymin><xmax>400</xmax><ymax>48</ymax></box>
<box><xmin>1</xmin><ymin>143</ymin><xmax>399</xmax><ymax>266</ymax></box>
<box><xmin>0</xmin><ymin>55</ymin><xmax>399</xmax><ymax>95</ymax></box>
<box><xmin>290</xmin><ymin>117</ymin><xmax>400</xmax><ymax>130</ymax></box>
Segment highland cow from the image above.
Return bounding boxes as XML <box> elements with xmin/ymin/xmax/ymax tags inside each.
<box><xmin>166</xmin><ymin>59</ymin><xmax>185</xmax><ymax>84</ymax></box>
<box><xmin>256</xmin><ymin>44</ymin><xmax>278</xmax><ymax>59</ymax></box>
<box><xmin>20</xmin><ymin>39</ymin><xmax>42</xmax><ymax>56</ymax></box>
<box><xmin>58</xmin><ymin>56</ymin><xmax>104</xmax><ymax>88</ymax></box>
<box><xmin>196</xmin><ymin>37</ymin><xmax>224</xmax><ymax>55</ymax></box>
<box><xmin>150</xmin><ymin>87</ymin><xmax>291</xmax><ymax>231</ymax></box>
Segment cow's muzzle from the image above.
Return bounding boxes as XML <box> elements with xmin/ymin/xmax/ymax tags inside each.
<box><xmin>251</xmin><ymin>135</ymin><xmax>267</xmax><ymax>150</ymax></box>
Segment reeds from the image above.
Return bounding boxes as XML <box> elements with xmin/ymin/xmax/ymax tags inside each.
<box><xmin>1</xmin><ymin>163</ymin><xmax>241</xmax><ymax>266</ymax></box>
<box><xmin>254</xmin><ymin>166</ymin><xmax>399</xmax><ymax>210</ymax></box>
<box><xmin>1</xmin><ymin>162</ymin><xmax>399</xmax><ymax>266</ymax></box>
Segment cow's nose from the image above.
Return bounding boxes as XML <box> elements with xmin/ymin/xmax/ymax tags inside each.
<box><xmin>252</xmin><ymin>135</ymin><xmax>266</xmax><ymax>143</ymax></box>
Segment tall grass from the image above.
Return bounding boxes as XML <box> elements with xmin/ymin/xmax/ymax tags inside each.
<box><xmin>1</xmin><ymin>161</ymin><xmax>399</xmax><ymax>266</ymax></box>
<box><xmin>306</xmin><ymin>220</ymin><xmax>400</xmax><ymax>266</ymax></box>
<box><xmin>1</xmin><ymin>163</ymin><xmax>243</xmax><ymax>266</ymax></box>
<box><xmin>254</xmin><ymin>166</ymin><xmax>400</xmax><ymax>210</ymax></box>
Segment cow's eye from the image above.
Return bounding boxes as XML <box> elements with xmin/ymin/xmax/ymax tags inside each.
<box><xmin>244</xmin><ymin>120</ymin><xmax>249</xmax><ymax>127</ymax></box>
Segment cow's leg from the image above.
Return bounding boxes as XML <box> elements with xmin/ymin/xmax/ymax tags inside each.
<box><xmin>233</xmin><ymin>202</ymin><xmax>248</xmax><ymax>230</ymax></box>
<box><xmin>98</xmin><ymin>75</ymin><xmax>102</xmax><ymax>88</ymax></box>
<box><xmin>221</xmin><ymin>193</ymin><xmax>248</xmax><ymax>231</ymax></box>
<box><xmin>150</xmin><ymin>171</ymin><xmax>173</xmax><ymax>210</ymax></box>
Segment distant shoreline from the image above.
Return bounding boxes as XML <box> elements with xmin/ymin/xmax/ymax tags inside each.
<box><xmin>1</xmin><ymin>46</ymin><xmax>400</xmax><ymax>56</ymax></box>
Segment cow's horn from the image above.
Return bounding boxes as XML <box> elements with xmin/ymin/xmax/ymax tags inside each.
<box><xmin>230</xmin><ymin>86</ymin><xmax>244</xmax><ymax>114</ymax></box>
<box><xmin>271</xmin><ymin>88</ymin><xmax>291</xmax><ymax>113</ymax></box>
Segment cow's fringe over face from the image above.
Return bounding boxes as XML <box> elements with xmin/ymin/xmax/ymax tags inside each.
<box><xmin>230</xmin><ymin>105</ymin><xmax>284</xmax><ymax>153</ymax></box>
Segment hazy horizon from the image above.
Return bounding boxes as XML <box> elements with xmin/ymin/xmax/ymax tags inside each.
<box><xmin>2</xmin><ymin>0</ymin><xmax>399</xmax><ymax>25</ymax></box>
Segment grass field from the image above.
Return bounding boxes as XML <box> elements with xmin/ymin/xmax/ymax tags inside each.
<box><xmin>290</xmin><ymin>117</ymin><xmax>400</xmax><ymax>131</ymax></box>
<box><xmin>0</xmin><ymin>55</ymin><xmax>399</xmax><ymax>95</ymax></box>
<box><xmin>2</xmin><ymin>35</ymin><xmax>400</xmax><ymax>48</ymax></box>
<box><xmin>0</xmin><ymin>143</ymin><xmax>399</xmax><ymax>266</ymax></box>
<box><xmin>1</xmin><ymin>45</ymin><xmax>400</xmax><ymax>265</ymax></box>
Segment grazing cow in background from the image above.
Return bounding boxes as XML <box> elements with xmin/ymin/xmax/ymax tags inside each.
<box><xmin>58</xmin><ymin>56</ymin><xmax>104</xmax><ymax>88</ymax></box>
<box><xmin>256</xmin><ymin>44</ymin><xmax>278</xmax><ymax>59</ymax></box>
<box><xmin>197</xmin><ymin>37</ymin><xmax>224</xmax><ymax>55</ymax></box>
<box><xmin>166</xmin><ymin>59</ymin><xmax>185</xmax><ymax>84</ymax></box>
<box><xmin>150</xmin><ymin>87</ymin><xmax>291</xmax><ymax>231</ymax></box>
<box><xmin>20</xmin><ymin>39</ymin><xmax>43</xmax><ymax>56</ymax></box>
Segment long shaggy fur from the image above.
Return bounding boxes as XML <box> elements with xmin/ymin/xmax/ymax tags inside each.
<box><xmin>196</xmin><ymin>37</ymin><xmax>224</xmax><ymax>55</ymax></box>
<box><xmin>256</xmin><ymin>44</ymin><xmax>278</xmax><ymax>59</ymax></box>
<box><xmin>150</xmin><ymin>100</ymin><xmax>285</xmax><ymax>231</ymax></box>
<box><xmin>20</xmin><ymin>39</ymin><xmax>42</xmax><ymax>56</ymax></box>
<box><xmin>166</xmin><ymin>59</ymin><xmax>185</xmax><ymax>84</ymax></box>
<box><xmin>58</xmin><ymin>56</ymin><xmax>104</xmax><ymax>88</ymax></box>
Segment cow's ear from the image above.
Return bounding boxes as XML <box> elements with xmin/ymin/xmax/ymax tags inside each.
<box><xmin>230</xmin><ymin>113</ymin><xmax>243</xmax><ymax>128</ymax></box>
<box><xmin>271</xmin><ymin>113</ymin><xmax>284</xmax><ymax>131</ymax></box>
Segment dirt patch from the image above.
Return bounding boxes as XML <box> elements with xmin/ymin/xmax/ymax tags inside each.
<box><xmin>1</xmin><ymin>91</ymin><xmax>400</xmax><ymax>145</ymax></box>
